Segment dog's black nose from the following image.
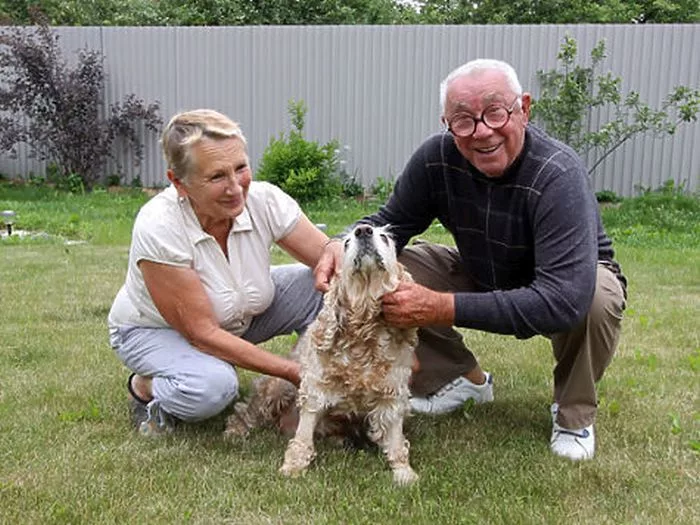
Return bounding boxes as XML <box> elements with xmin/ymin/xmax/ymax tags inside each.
<box><xmin>355</xmin><ymin>225</ymin><xmax>373</xmax><ymax>238</ymax></box>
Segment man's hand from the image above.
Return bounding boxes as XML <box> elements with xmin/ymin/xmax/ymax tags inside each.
<box><xmin>381</xmin><ymin>281</ymin><xmax>455</xmax><ymax>328</ymax></box>
<box><xmin>313</xmin><ymin>239</ymin><xmax>344</xmax><ymax>293</ymax></box>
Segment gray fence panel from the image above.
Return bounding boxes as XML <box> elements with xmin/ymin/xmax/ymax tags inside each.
<box><xmin>1</xmin><ymin>24</ymin><xmax>698</xmax><ymax>196</ymax></box>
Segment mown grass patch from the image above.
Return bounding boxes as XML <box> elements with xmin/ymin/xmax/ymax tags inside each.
<box><xmin>0</xmin><ymin>181</ymin><xmax>698</xmax><ymax>523</ymax></box>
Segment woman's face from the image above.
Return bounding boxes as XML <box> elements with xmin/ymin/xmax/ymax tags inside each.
<box><xmin>174</xmin><ymin>136</ymin><xmax>252</xmax><ymax>229</ymax></box>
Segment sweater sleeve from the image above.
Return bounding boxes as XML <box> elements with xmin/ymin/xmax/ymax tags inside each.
<box><xmin>453</xmin><ymin>163</ymin><xmax>599</xmax><ymax>338</ymax></box>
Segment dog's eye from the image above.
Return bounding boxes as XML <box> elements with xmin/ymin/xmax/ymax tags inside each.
<box><xmin>379</xmin><ymin>233</ymin><xmax>389</xmax><ymax>245</ymax></box>
<box><xmin>344</xmin><ymin>239</ymin><xmax>350</xmax><ymax>248</ymax></box>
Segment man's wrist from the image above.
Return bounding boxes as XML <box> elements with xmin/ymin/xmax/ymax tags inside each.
<box><xmin>436</xmin><ymin>292</ymin><xmax>455</xmax><ymax>325</ymax></box>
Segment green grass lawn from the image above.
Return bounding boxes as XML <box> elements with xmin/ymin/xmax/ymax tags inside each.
<box><xmin>0</xmin><ymin>183</ymin><xmax>698</xmax><ymax>524</ymax></box>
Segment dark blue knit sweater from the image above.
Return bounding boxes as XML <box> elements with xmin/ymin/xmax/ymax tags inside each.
<box><xmin>361</xmin><ymin>125</ymin><xmax>625</xmax><ymax>339</ymax></box>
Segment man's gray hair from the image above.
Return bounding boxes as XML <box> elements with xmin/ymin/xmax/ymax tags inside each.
<box><xmin>439</xmin><ymin>59</ymin><xmax>523</xmax><ymax>114</ymax></box>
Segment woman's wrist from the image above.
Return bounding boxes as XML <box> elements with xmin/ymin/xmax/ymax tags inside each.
<box><xmin>286</xmin><ymin>361</ymin><xmax>302</xmax><ymax>387</ymax></box>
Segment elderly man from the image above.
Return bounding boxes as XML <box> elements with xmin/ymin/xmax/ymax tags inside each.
<box><xmin>316</xmin><ymin>59</ymin><xmax>626</xmax><ymax>461</ymax></box>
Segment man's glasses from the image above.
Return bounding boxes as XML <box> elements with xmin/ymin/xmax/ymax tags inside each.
<box><xmin>444</xmin><ymin>97</ymin><xmax>521</xmax><ymax>138</ymax></box>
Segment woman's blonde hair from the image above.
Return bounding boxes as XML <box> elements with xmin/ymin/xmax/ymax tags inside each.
<box><xmin>161</xmin><ymin>109</ymin><xmax>246</xmax><ymax>181</ymax></box>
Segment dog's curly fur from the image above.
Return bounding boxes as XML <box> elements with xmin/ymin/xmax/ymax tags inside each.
<box><xmin>224</xmin><ymin>224</ymin><xmax>419</xmax><ymax>485</ymax></box>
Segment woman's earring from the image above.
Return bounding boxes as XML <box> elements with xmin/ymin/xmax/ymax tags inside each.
<box><xmin>178</xmin><ymin>196</ymin><xmax>186</xmax><ymax>204</ymax></box>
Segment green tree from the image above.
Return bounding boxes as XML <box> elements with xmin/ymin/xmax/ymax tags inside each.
<box><xmin>151</xmin><ymin>0</ymin><xmax>247</xmax><ymax>25</ymax></box>
<box><xmin>0</xmin><ymin>0</ymin><xmax>417</xmax><ymax>25</ymax></box>
<box><xmin>2</xmin><ymin>0</ymin><xmax>697</xmax><ymax>24</ymax></box>
<box><xmin>531</xmin><ymin>35</ymin><xmax>700</xmax><ymax>176</ymax></box>
<box><xmin>630</xmin><ymin>0</ymin><xmax>700</xmax><ymax>22</ymax></box>
<box><xmin>413</xmin><ymin>0</ymin><xmax>699</xmax><ymax>23</ymax></box>
<box><xmin>0</xmin><ymin>0</ymin><xmax>161</xmax><ymax>25</ymax></box>
<box><xmin>239</xmin><ymin>0</ymin><xmax>412</xmax><ymax>25</ymax></box>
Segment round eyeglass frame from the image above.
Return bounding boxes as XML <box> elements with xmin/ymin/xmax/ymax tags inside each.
<box><xmin>444</xmin><ymin>97</ymin><xmax>521</xmax><ymax>138</ymax></box>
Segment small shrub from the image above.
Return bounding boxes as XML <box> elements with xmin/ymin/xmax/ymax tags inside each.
<box><xmin>339</xmin><ymin>169</ymin><xmax>365</xmax><ymax>199</ymax></box>
<box><xmin>44</xmin><ymin>162</ymin><xmax>83</xmax><ymax>193</ymax></box>
<box><xmin>62</xmin><ymin>173</ymin><xmax>85</xmax><ymax>194</ymax></box>
<box><xmin>279</xmin><ymin>167</ymin><xmax>325</xmax><ymax>203</ymax></box>
<box><xmin>596</xmin><ymin>190</ymin><xmax>622</xmax><ymax>203</ymax></box>
<box><xmin>257</xmin><ymin>99</ymin><xmax>341</xmax><ymax>203</ymax></box>
<box><xmin>27</xmin><ymin>174</ymin><xmax>46</xmax><ymax>187</ymax></box>
<box><xmin>45</xmin><ymin>163</ymin><xmax>62</xmax><ymax>185</ymax></box>
<box><xmin>370</xmin><ymin>176</ymin><xmax>395</xmax><ymax>202</ymax></box>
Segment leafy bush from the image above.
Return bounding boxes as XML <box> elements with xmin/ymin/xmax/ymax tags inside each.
<box><xmin>257</xmin><ymin>100</ymin><xmax>341</xmax><ymax>203</ymax></box>
<box><xmin>370</xmin><ymin>176</ymin><xmax>395</xmax><ymax>202</ymax></box>
<box><xmin>0</xmin><ymin>11</ymin><xmax>162</xmax><ymax>190</ymax></box>
<box><xmin>596</xmin><ymin>190</ymin><xmax>622</xmax><ymax>204</ymax></box>
<box><xmin>106</xmin><ymin>174</ymin><xmax>122</xmax><ymax>186</ymax></box>
<box><xmin>339</xmin><ymin>170</ymin><xmax>364</xmax><ymax>199</ymax></box>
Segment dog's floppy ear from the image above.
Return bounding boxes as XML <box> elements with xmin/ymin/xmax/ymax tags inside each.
<box><xmin>327</xmin><ymin>276</ymin><xmax>349</xmax><ymax>325</ymax></box>
<box><xmin>311</xmin><ymin>278</ymin><xmax>346</xmax><ymax>352</ymax></box>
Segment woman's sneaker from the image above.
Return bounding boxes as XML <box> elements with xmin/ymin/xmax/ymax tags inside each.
<box><xmin>130</xmin><ymin>397</ymin><xmax>176</xmax><ymax>437</ymax></box>
<box><xmin>127</xmin><ymin>374</ymin><xmax>175</xmax><ymax>437</ymax></box>
<box><xmin>410</xmin><ymin>372</ymin><xmax>494</xmax><ymax>415</ymax></box>
<box><xmin>550</xmin><ymin>403</ymin><xmax>595</xmax><ymax>460</ymax></box>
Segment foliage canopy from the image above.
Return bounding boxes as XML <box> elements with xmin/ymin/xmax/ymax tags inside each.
<box><xmin>415</xmin><ymin>0</ymin><xmax>700</xmax><ymax>24</ymax></box>
<box><xmin>1</xmin><ymin>0</ymin><xmax>698</xmax><ymax>25</ymax></box>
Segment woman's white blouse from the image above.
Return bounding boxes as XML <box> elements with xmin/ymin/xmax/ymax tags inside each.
<box><xmin>108</xmin><ymin>182</ymin><xmax>301</xmax><ymax>335</ymax></box>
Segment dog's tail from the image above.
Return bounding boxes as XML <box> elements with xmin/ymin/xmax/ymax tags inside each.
<box><xmin>224</xmin><ymin>377</ymin><xmax>297</xmax><ymax>439</ymax></box>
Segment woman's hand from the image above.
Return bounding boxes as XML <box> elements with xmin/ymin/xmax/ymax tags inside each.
<box><xmin>277</xmin><ymin>213</ymin><xmax>344</xmax><ymax>293</ymax></box>
<box><xmin>314</xmin><ymin>239</ymin><xmax>344</xmax><ymax>293</ymax></box>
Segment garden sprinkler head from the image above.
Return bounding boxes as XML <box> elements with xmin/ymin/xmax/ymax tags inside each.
<box><xmin>2</xmin><ymin>210</ymin><xmax>16</xmax><ymax>236</ymax></box>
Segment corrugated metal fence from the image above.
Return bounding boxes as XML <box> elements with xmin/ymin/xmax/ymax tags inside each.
<box><xmin>1</xmin><ymin>24</ymin><xmax>698</xmax><ymax>196</ymax></box>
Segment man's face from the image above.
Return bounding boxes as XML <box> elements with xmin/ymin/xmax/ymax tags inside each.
<box><xmin>443</xmin><ymin>70</ymin><xmax>531</xmax><ymax>178</ymax></box>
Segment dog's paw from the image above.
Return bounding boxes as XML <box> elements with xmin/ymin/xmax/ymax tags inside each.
<box><xmin>278</xmin><ymin>462</ymin><xmax>308</xmax><ymax>478</ymax></box>
<box><xmin>279</xmin><ymin>439</ymin><xmax>316</xmax><ymax>477</ymax></box>
<box><xmin>392</xmin><ymin>466</ymin><xmax>418</xmax><ymax>486</ymax></box>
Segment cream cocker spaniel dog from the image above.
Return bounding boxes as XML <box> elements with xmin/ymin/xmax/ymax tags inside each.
<box><xmin>225</xmin><ymin>224</ymin><xmax>419</xmax><ymax>485</ymax></box>
<box><xmin>281</xmin><ymin>224</ymin><xmax>419</xmax><ymax>485</ymax></box>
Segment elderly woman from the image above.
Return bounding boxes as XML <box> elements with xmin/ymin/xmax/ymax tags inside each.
<box><xmin>108</xmin><ymin>109</ymin><xmax>329</xmax><ymax>436</ymax></box>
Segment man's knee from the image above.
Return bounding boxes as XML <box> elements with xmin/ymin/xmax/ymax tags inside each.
<box><xmin>589</xmin><ymin>266</ymin><xmax>625</xmax><ymax>329</ymax></box>
<box><xmin>584</xmin><ymin>266</ymin><xmax>626</xmax><ymax>377</ymax></box>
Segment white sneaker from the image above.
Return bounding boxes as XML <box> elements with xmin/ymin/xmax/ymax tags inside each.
<box><xmin>550</xmin><ymin>403</ymin><xmax>595</xmax><ymax>460</ymax></box>
<box><xmin>410</xmin><ymin>372</ymin><xmax>494</xmax><ymax>415</ymax></box>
